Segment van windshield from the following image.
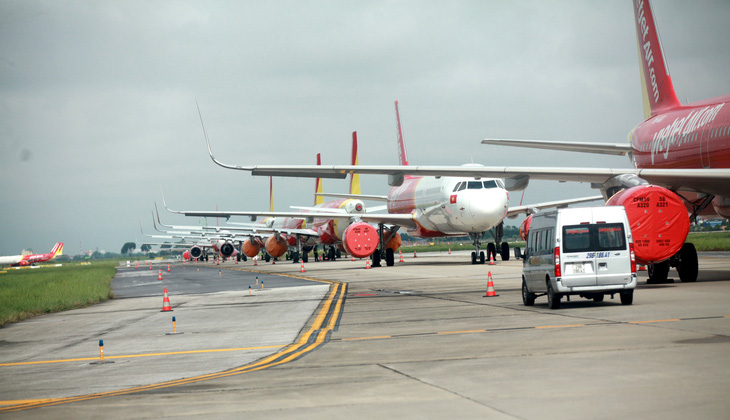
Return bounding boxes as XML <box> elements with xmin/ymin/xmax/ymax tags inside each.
<box><xmin>562</xmin><ymin>223</ymin><xmax>626</xmax><ymax>253</ymax></box>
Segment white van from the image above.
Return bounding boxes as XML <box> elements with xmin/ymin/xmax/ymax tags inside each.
<box><xmin>521</xmin><ymin>206</ymin><xmax>636</xmax><ymax>309</ymax></box>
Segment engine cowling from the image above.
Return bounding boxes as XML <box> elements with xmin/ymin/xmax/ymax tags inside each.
<box><xmin>265</xmin><ymin>235</ymin><xmax>288</xmax><ymax>258</ymax></box>
<box><xmin>342</xmin><ymin>222</ymin><xmax>378</xmax><ymax>258</ymax></box>
<box><xmin>190</xmin><ymin>246</ymin><xmax>203</xmax><ymax>259</ymax></box>
<box><xmin>242</xmin><ymin>239</ymin><xmax>260</xmax><ymax>258</ymax></box>
<box><xmin>606</xmin><ymin>185</ymin><xmax>689</xmax><ymax>264</ymax></box>
<box><xmin>219</xmin><ymin>241</ymin><xmax>236</xmax><ymax>258</ymax></box>
<box><xmin>383</xmin><ymin>231</ymin><xmax>402</xmax><ymax>251</ymax></box>
<box><xmin>712</xmin><ymin>196</ymin><xmax>730</xmax><ymax>219</ymax></box>
<box><xmin>519</xmin><ymin>215</ymin><xmax>532</xmax><ymax>241</ymax></box>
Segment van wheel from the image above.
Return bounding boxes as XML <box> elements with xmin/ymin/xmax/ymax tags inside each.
<box><xmin>547</xmin><ymin>281</ymin><xmax>561</xmax><ymax>309</ymax></box>
<box><xmin>522</xmin><ymin>279</ymin><xmax>535</xmax><ymax>306</ymax></box>
<box><xmin>620</xmin><ymin>290</ymin><xmax>634</xmax><ymax>305</ymax></box>
<box><xmin>592</xmin><ymin>294</ymin><xmax>604</xmax><ymax>302</ymax></box>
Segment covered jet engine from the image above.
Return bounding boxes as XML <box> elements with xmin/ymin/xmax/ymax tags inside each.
<box><xmin>519</xmin><ymin>215</ymin><xmax>532</xmax><ymax>241</ymax></box>
<box><xmin>242</xmin><ymin>239</ymin><xmax>261</xmax><ymax>258</ymax></box>
<box><xmin>189</xmin><ymin>245</ymin><xmax>203</xmax><ymax>259</ymax></box>
<box><xmin>183</xmin><ymin>250</ymin><xmax>191</xmax><ymax>261</ymax></box>
<box><xmin>606</xmin><ymin>185</ymin><xmax>689</xmax><ymax>264</ymax></box>
<box><xmin>383</xmin><ymin>230</ymin><xmax>402</xmax><ymax>251</ymax></box>
<box><xmin>265</xmin><ymin>235</ymin><xmax>288</xmax><ymax>258</ymax></box>
<box><xmin>342</xmin><ymin>222</ymin><xmax>379</xmax><ymax>258</ymax></box>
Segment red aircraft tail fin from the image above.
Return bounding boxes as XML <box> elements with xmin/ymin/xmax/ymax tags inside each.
<box><xmin>394</xmin><ymin>100</ymin><xmax>409</xmax><ymax>166</ymax></box>
<box><xmin>350</xmin><ymin>132</ymin><xmax>361</xmax><ymax>195</ymax></box>
<box><xmin>314</xmin><ymin>153</ymin><xmax>324</xmax><ymax>205</ymax></box>
<box><xmin>633</xmin><ymin>0</ymin><xmax>681</xmax><ymax>118</ymax></box>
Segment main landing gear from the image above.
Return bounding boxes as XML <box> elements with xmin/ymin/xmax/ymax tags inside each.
<box><xmin>647</xmin><ymin>243</ymin><xmax>698</xmax><ymax>284</ymax></box>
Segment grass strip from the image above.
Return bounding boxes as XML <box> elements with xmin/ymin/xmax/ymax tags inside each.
<box><xmin>0</xmin><ymin>261</ymin><xmax>115</xmax><ymax>326</ymax></box>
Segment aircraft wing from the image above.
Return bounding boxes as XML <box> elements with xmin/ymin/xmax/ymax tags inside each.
<box><xmin>481</xmin><ymin>138</ymin><xmax>633</xmax><ymax>156</ymax></box>
<box><xmin>506</xmin><ymin>195</ymin><xmax>605</xmax><ymax>218</ymax></box>
<box><xmin>359</xmin><ymin>213</ymin><xmax>418</xmax><ymax>229</ymax></box>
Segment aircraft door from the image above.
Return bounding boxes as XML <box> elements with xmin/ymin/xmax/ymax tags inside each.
<box><xmin>700</xmin><ymin>123</ymin><xmax>712</xmax><ymax>168</ymax></box>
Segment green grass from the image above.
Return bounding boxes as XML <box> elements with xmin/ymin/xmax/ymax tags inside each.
<box><xmin>687</xmin><ymin>231</ymin><xmax>730</xmax><ymax>251</ymax></box>
<box><xmin>0</xmin><ymin>261</ymin><xmax>116</xmax><ymax>326</ymax></box>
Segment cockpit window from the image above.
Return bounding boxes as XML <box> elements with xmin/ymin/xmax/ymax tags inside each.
<box><xmin>467</xmin><ymin>181</ymin><xmax>482</xmax><ymax>189</ymax></box>
<box><xmin>483</xmin><ymin>180</ymin><xmax>497</xmax><ymax>189</ymax></box>
<box><xmin>458</xmin><ymin>182</ymin><xmax>467</xmax><ymax>191</ymax></box>
<box><xmin>452</xmin><ymin>182</ymin><xmax>462</xmax><ymax>192</ymax></box>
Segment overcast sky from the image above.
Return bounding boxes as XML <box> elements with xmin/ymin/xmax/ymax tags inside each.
<box><xmin>1</xmin><ymin>0</ymin><xmax>729</xmax><ymax>255</ymax></box>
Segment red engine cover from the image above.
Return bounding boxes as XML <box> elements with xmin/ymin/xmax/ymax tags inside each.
<box><xmin>265</xmin><ymin>235</ymin><xmax>288</xmax><ymax>258</ymax></box>
<box><xmin>342</xmin><ymin>222</ymin><xmax>378</xmax><ymax>258</ymax></box>
<box><xmin>183</xmin><ymin>251</ymin><xmax>190</xmax><ymax>260</ymax></box>
<box><xmin>520</xmin><ymin>215</ymin><xmax>532</xmax><ymax>241</ymax></box>
<box><xmin>242</xmin><ymin>240</ymin><xmax>260</xmax><ymax>258</ymax></box>
<box><xmin>383</xmin><ymin>231</ymin><xmax>402</xmax><ymax>251</ymax></box>
<box><xmin>606</xmin><ymin>185</ymin><xmax>689</xmax><ymax>263</ymax></box>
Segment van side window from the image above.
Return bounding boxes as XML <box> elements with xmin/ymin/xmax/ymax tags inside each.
<box><xmin>542</xmin><ymin>228</ymin><xmax>552</xmax><ymax>253</ymax></box>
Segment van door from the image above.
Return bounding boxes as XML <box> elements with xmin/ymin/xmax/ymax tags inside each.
<box><xmin>594</xmin><ymin>223</ymin><xmax>632</xmax><ymax>286</ymax></box>
<box><xmin>560</xmin><ymin>225</ymin><xmax>598</xmax><ymax>287</ymax></box>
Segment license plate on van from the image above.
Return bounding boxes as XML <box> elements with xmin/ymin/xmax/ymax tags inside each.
<box><xmin>573</xmin><ymin>263</ymin><xmax>585</xmax><ymax>274</ymax></box>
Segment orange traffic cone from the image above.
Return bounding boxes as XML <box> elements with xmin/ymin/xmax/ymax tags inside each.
<box><xmin>161</xmin><ymin>287</ymin><xmax>173</xmax><ymax>311</ymax></box>
<box><xmin>365</xmin><ymin>258</ymin><xmax>371</xmax><ymax>269</ymax></box>
<box><xmin>399</xmin><ymin>250</ymin><xmax>404</xmax><ymax>263</ymax></box>
<box><xmin>158</xmin><ymin>269</ymin><xmax>163</xmax><ymax>281</ymax></box>
<box><xmin>484</xmin><ymin>272</ymin><xmax>498</xmax><ymax>297</ymax></box>
<box><xmin>639</xmin><ymin>265</ymin><xmax>647</xmax><ymax>271</ymax></box>
<box><xmin>413</xmin><ymin>250</ymin><xmax>417</xmax><ymax>258</ymax></box>
<box><xmin>300</xmin><ymin>262</ymin><xmax>305</xmax><ymax>273</ymax></box>
<box><xmin>135</xmin><ymin>262</ymin><xmax>138</xmax><ymax>269</ymax></box>
<box><xmin>489</xmin><ymin>253</ymin><xmax>495</xmax><ymax>265</ymax></box>
<box><xmin>448</xmin><ymin>248</ymin><xmax>451</xmax><ymax>254</ymax></box>
<box><xmin>254</xmin><ymin>258</ymin><xmax>258</xmax><ymax>266</ymax></box>
<box><xmin>167</xmin><ymin>263</ymin><xmax>171</xmax><ymax>272</ymax></box>
<box><xmin>149</xmin><ymin>263</ymin><xmax>152</xmax><ymax>270</ymax></box>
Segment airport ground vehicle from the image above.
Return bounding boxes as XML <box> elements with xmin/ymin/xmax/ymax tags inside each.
<box><xmin>520</xmin><ymin>207</ymin><xmax>636</xmax><ymax>309</ymax></box>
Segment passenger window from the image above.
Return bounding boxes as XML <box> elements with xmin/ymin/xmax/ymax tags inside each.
<box><xmin>453</xmin><ymin>182</ymin><xmax>462</xmax><ymax>192</ymax></box>
<box><xmin>467</xmin><ymin>181</ymin><xmax>482</xmax><ymax>189</ymax></box>
<box><xmin>483</xmin><ymin>180</ymin><xmax>497</xmax><ymax>189</ymax></box>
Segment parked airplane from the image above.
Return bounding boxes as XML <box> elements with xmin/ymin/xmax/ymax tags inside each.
<box><xmin>197</xmin><ymin>102</ymin><xmax>603</xmax><ymax>265</ymax></box>
<box><xmin>197</xmin><ymin>0</ymin><xmax>728</xmax><ymax>280</ymax></box>
<box><xmin>0</xmin><ymin>243</ymin><xmax>64</xmax><ymax>267</ymax></box>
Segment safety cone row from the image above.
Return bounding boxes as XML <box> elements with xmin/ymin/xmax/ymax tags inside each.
<box><xmin>158</xmin><ymin>269</ymin><xmax>163</xmax><ymax>281</ymax></box>
<box><xmin>484</xmin><ymin>272</ymin><xmax>498</xmax><ymax>297</ymax></box>
<box><xmin>162</xmin><ymin>287</ymin><xmax>173</xmax><ymax>311</ymax></box>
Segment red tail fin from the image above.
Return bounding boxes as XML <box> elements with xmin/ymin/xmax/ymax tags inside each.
<box><xmin>633</xmin><ymin>0</ymin><xmax>680</xmax><ymax>118</ymax></box>
<box><xmin>395</xmin><ymin>100</ymin><xmax>409</xmax><ymax>166</ymax></box>
<box><xmin>314</xmin><ymin>153</ymin><xmax>324</xmax><ymax>205</ymax></box>
<box><xmin>350</xmin><ymin>132</ymin><xmax>361</xmax><ymax>195</ymax></box>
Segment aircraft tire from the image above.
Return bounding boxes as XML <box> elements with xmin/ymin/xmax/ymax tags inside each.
<box><xmin>647</xmin><ymin>261</ymin><xmax>670</xmax><ymax>284</ymax></box>
<box><xmin>372</xmin><ymin>251</ymin><xmax>382</xmax><ymax>267</ymax></box>
<box><xmin>479</xmin><ymin>251</ymin><xmax>485</xmax><ymax>264</ymax></box>
<box><xmin>500</xmin><ymin>242</ymin><xmax>510</xmax><ymax>261</ymax></box>
<box><xmin>302</xmin><ymin>253</ymin><xmax>308</xmax><ymax>263</ymax></box>
<box><xmin>677</xmin><ymin>243</ymin><xmax>698</xmax><ymax>283</ymax></box>
<box><xmin>487</xmin><ymin>243</ymin><xmax>496</xmax><ymax>262</ymax></box>
<box><xmin>385</xmin><ymin>248</ymin><xmax>395</xmax><ymax>267</ymax></box>
<box><xmin>265</xmin><ymin>253</ymin><xmax>271</xmax><ymax>263</ymax></box>
<box><xmin>471</xmin><ymin>251</ymin><xmax>477</xmax><ymax>264</ymax></box>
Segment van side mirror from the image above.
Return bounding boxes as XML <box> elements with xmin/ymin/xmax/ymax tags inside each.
<box><xmin>514</xmin><ymin>247</ymin><xmax>525</xmax><ymax>260</ymax></box>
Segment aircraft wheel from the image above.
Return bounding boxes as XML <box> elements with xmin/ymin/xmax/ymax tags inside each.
<box><xmin>500</xmin><ymin>242</ymin><xmax>510</xmax><ymax>261</ymax></box>
<box><xmin>647</xmin><ymin>261</ymin><xmax>669</xmax><ymax>284</ymax></box>
<box><xmin>328</xmin><ymin>247</ymin><xmax>336</xmax><ymax>261</ymax></box>
<box><xmin>372</xmin><ymin>251</ymin><xmax>382</xmax><ymax>267</ymax></box>
<box><xmin>302</xmin><ymin>253</ymin><xmax>308</xmax><ymax>263</ymax></box>
<box><xmin>242</xmin><ymin>254</ymin><xmax>247</xmax><ymax>262</ymax></box>
<box><xmin>487</xmin><ymin>243</ymin><xmax>496</xmax><ymax>262</ymax></box>
<box><xmin>336</xmin><ymin>249</ymin><xmax>342</xmax><ymax>259</ymax></box>
<box><xmin>292</xmin><ymin>251</ymin><xmax>300</xmax><ymax>263</ymax></box>
<box><xmin>479</xmin><ymin>251</ymin><xmax>485</xmax><ymax>264</ymax></box>
<box><xmin>677</xmin><ymin>243</ymin><xmax>698</xmax><ymax>282</ymax></box>
<box><xmin>471</xmin><ymin>252</ymin><xmax>476</xmax><ymax>264</ymax></box>
<box><xmin>385</xmin><ymin>248</ymin><xmax>395</xmax><ymax>267</ymax></box>
<box><xmin>264</xmin><ymin>253</ymin><xmax>271</xmax><ymax>262</ymax></box>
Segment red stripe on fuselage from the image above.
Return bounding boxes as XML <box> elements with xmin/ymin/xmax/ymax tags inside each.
<box><xmin>387</xmin><ymin>177</ymin><xmax>421</xmax><ymax>214</ymax></box>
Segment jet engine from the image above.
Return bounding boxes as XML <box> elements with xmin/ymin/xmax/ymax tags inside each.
<box><xmin>342</xmin><ymin>222</ymin><xmax>378</xmax><ymax>258</ymax></box>
<box><xmin>183</xmin><ymin>251</ymin><xmax>190</xmax><ymax>261</ymax></box>
<box><xmin>219</xmin><ymin>241</ymin><xmax>237</xmax><ymax>258</ymax></box>
<box><xmin>383</xmin><ymin>231</ymin><xmax>402</xmax><ymax>251</ymax></box>
<box><xmin>606</xmin><ymin>185</ymin><xmax>689</xmax><ymax>264</ymax></box>
<box><xmin>190</xmin><ymin>245</ymin><xmax>203</xmax><ymax>259</ymax></box>
<box><xmin>242</xmin><ymin>239</ymin><xmax>260</xmax><ymax>258</ymax></box>
<box><xmin>519</xmin><ymin>215</ymin><xmax>532</xmax><ymax>241</ymax></box>
<box><xmin>265</xmin><ymin>235</ymin><xmax>288</xmax><ymax>258</ymax></box>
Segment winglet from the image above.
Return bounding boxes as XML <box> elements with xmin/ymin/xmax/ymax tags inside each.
<box><xmin>350</xmin><ymin>131</ymin><xmax>361</xmax><ymax>195</ymax></box>
<box><xmin>197</xmin><ymin>100</ymin><xmax>254</xmax><ymax>171</ymax></box>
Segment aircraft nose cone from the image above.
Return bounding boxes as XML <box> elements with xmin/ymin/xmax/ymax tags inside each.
<box><xmin>467</xmin><ymin>190</ymin><xmax>509</xmax><ymax>230</ymax></box>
